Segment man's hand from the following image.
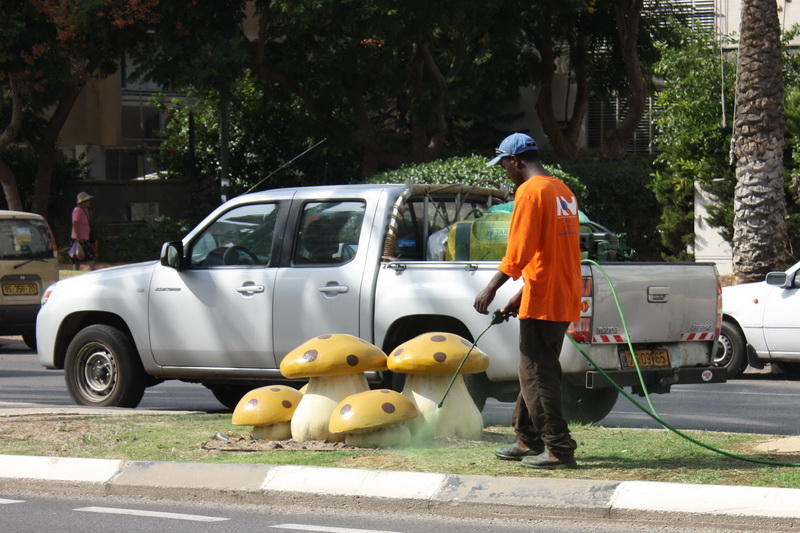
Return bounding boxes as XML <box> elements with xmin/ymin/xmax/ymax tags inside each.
<box><xmin>474</xmin><ymin>271</ymin><xmax>511</xmax><ymax>314</ymax></box>
<box><xmin>474</xmin><ymin>286</ymin><xmax>496</xmax><ymax>315</ymax></box>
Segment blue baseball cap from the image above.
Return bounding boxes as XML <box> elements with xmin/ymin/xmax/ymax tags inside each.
<box><xmin>486</xmin><ymin>133</ymin><xmax>538</xmax><ymax>167</ymax></box>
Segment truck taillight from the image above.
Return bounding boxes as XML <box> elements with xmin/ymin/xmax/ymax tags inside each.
<box><xmin>715</xmin><ymin>277</ymin><xmax>722</xmax><ymax>339</ymax></box>
<box><xmin>567</xmin><ymin>277</ymin><xmax>593</xmax><ymax>343</ymax></box>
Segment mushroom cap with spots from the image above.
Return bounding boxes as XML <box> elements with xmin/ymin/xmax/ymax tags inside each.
<box><xmin>387</xmin><ymin>332</ymin><xmax>489</xmax><ymax>375</ymax></box>
<box><xmin>280</xmin><ymin>334</ymin><xmax>388</xmax><ymax>378</ymax></box>
<box><xmin>329</xmin><ymin>389</ymin><xmax>418</xmax><ymax>434</ymax></box>
<box><xmin>231</xmin><ymin>385</ymin><xmax>303</xmax><ymax>426</ymax></box>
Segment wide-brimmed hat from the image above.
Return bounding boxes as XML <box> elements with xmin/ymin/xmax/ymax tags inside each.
<box><xmin>76</xmin><ymin>192</ymin><xmax>94</xmax><ymax>204</ymax></box>
<box><xmin>486</xmin><ymin>133</ymin><xmax>539</xmax><ymax>167</ymax></box>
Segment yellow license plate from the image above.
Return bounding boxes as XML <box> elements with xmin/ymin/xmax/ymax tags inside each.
<box><xmin>620</xmin><ymin>349</ymin><xmax>670</xmax><ymax>368</ymax></box>
<box><xmin>2</xmin><ymin>283</ymin><xmax>38</xmax><ymax>296</ymax></box>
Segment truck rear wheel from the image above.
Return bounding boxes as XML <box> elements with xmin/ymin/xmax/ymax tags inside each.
<box><xmin>464</xmin><ymin>372</ymin><xmax>491</xmax><ymax>411</ymax></box>
<box><xmin>205</xmin><ymin>384</ymin><xmax>254</xmax><ymax>410</ymax></box>
<box><xmin>562</xmin><ymin>382</ymin><xmax>619</xmax><ymax>424</ymax></box>
<box><xmin>64</xmin><ymin>324</ymin><xmax>146</xmax><ymax>408</ymax></box>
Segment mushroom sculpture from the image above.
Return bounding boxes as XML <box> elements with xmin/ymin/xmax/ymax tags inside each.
<box><xmin>280</xmin><ymin>334</ymin><xmax>388</xmax><ymax>442</ymax></box>
<box><xmin>388</xmin><ymin>332</ymin><xmax>489</xmax><ymax>441</ymax></box>
<box><xmin>231</xmin><ymin>385</ymin><xmax>303</xmax><ymax>440</ymax></box>
<box><xmin>329</xmin><ymin>389</ymin><xmax>419</xmax><ymax>448</ymax></box>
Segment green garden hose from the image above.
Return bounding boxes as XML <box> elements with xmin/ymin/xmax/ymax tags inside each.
<box><xmin>578</xmin><ymin>259</ymin><xmax>800</xmax><ymax>467</ymax></box>
<box><xmin>439</xmin><ymin>259</ymin><xmax>800</xmax><ymax>466</ymax></box>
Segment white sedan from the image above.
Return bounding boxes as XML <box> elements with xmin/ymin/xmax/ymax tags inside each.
<box><xmin>717</xmin><ymin>261</ymin><xmax>800</xmax><ymax>378</ymax></box>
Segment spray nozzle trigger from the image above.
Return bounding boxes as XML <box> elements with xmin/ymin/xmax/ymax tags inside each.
<box><xmin>491</xmin><ymin>309</ymin><xmax>512</xmax><ymax>325</ymax></box>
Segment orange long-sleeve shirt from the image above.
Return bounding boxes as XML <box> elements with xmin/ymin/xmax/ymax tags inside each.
<box><xmin>498</xmin><ymin>176</ymin><xmax>581</xmax><ymax>322</ymax></box>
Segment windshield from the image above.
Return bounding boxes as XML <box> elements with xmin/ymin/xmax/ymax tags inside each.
<box><xmin>0</xmin><ymin>218</ymin><xmax>53</xmax><ymax>260</ymax></box>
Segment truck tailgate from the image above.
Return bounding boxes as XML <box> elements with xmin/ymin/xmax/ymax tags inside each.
<box><xmin>589</xmin><ymin>262</ymin><xmax>719</xmax><ymax>343</ymax></box>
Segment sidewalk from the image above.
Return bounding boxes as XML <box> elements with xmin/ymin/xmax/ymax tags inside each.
<box><xmin>1</xmin><ymin>406</ymin><xmax>800</xmax><ymax>533</ymax></box>
<box><xmin>2</xmin><ymin>390</ymin><xmax>799</xmax><ymax>530</ymax></box>
<box><xmin>0</xmin><ymin>453</ymin><xmax>799</xmax><ymax>530</ymax></box>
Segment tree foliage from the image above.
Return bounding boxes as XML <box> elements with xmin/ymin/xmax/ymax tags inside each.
<box><xmin>651</xmin><ymin>25</ymin><xmax>736</xmax><ymax>260</ymax></box>
<box><xmin>1</xmin><ymin>0</ymin><xmax>159</xmax><ymax>214</ymax></box>
<box><xmin>134</xmin><ymin>0</ymin><xmax>689</xmax><ymax>183</ymax></box>
<box><xmin>654</xmin><ymin>22</ymin><xmax>800</xmax><ymax>265</ymax></box>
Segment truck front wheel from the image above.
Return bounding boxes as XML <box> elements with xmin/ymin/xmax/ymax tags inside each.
<box><xmin>64</xmin><ymin>325</ymin><xmax>147</xmax><ymax>408</ymax></box>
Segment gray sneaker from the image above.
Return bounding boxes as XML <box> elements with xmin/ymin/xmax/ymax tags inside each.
<box><xmin>495</xmin><ymin>442</ymin><xmax>544</xmax><ymax>461</ymax></box>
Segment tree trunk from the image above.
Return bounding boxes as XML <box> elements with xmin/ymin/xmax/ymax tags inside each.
<box><xmin>32</xmin><ymin>84</ymin><xmax>83</xmax><ymax>217</ymax></box>
<box><xmin>602</xmin><ymin>0</ymin><xmax>647</xmax><ymax>158</ymax></box>
<box><xmin>534</xmin><ymin>13</ymin><xmax>578</xmax><ymax>158</ymax></box>
<box><xmin>731</xmin><ymin>0</ymin><xmax>787</xmax><ymax>282</ymax></box>
<box><xmin>0</xmin><ymin>77</ymin><xmax>24</xmax><ymax>211</ymax></box>
<box><xmin>0</xmin><ymin>161</ymin><xmax>23</xmax><ymax>211</ymax></box>
<box><xmin>534</xmin><ymin>8</ymin><xmax>585</xmax><ymax>159</ymax></box>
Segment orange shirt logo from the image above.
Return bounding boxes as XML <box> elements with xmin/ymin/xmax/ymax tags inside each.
<box><xmin>556</xmin><ymin>195</ymin><xmax>578</xmax><ymax>217</ymax></box>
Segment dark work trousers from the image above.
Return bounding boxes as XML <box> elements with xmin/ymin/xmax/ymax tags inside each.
<box><xmin>512</xmin><ymin>318</ymin><xmax>578</xmax><ymax>459</ymax></box>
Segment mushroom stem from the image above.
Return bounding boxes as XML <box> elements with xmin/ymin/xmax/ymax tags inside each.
<box><xmin>403</xmin><ymin>374</ymin><xmax>483</xmax><ymax>441</ymax></box>
<box><xmin>252</xmin><ymin>422</ymin><xmax>292</xmax><ymax>441</ymax></box>
<box><xmin>291</xmin><ymin>373</ymin><xmax>369</xmax><ymax>442</ymax></box>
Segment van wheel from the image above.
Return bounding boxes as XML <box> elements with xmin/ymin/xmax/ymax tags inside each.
<box><xmin>22</xmin><ymin>332</ymin><xmax>36</xmax><ymax>351</ymax></box>
<box><xmin>562</xmin><ymin>382</ymin><xmax>619</xmax><ymax>424</ymax></box>
<box><xmin>64</xmin><ymin>325</ymin><xmax>146</xmax><ymax>408</ymax></box>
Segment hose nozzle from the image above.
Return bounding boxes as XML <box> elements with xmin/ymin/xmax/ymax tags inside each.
<box><xmin>491</xmin><ymin>309</ymin><xmax>513</xmax><ymax>325</ymax></box>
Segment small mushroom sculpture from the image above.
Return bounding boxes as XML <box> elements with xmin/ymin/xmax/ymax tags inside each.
<box><xmin>231</xmin><ymin>385</ymin><xmax>303</xmax><ymax>440</ymax></box>
<box><xmin>329</xmin><ymin>389</ymin><xmax>419</xmax><ymax>448</ymax></box>
<box><xmin>388</xmin><ymin>332</ymin><xmax>489</xmax><ymax>441</ymax></box>
<box><xmin>280</xmin><ymin>334</ymin><xmax>388</xmax><ymax>442</ymax></box>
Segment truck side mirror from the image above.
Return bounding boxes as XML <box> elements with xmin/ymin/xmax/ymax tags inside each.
<box><xmin>160</xmin><ymin>241</ymin><xmax>185</xmax><ymax>270</ymax></box>
<box><xmin>765</xmin><ymin>271</ymin><xmax>788</xmax><ymax>287</ymax></box>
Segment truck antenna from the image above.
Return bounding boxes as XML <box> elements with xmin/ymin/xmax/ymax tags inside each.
<box><xmin>244</xmin><ymin>138</ymin><xmax>327</xmax><ymax>195</ymax></box>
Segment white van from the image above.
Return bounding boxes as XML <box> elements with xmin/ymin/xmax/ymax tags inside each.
<box><xmin>0</xmin><ymin>210</ymin><xmax>59</xmax><ymax>350</ymax></box>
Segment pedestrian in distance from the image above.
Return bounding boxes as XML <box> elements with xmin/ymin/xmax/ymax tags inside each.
<box><xmin>69</xmin><ymin>191</ymin><xmax>98</xmax><ymax>271</ymax></box>
<box><xmin>473</xmin><ymin>132</ymin><xmax>582</xmax><ymax>469</ymax></box>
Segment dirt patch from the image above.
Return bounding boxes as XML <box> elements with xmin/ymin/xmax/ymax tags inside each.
<box><xmin>200</xmin><ymin>434</ymin><xmax>359</xmax><ymax>452</ymax></box>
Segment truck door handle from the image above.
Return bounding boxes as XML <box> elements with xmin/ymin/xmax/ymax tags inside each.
<box><xmin>319</xmin><ymin>284</ymin><xmax>349</xmax><ymax>294</ymax></box>
<box><xmin>236</xmin><ymin>283</ymin><xmax>265</xmax><ymax>295</ymax></box>
<box><xmin>648</xmin><ymin>286</ymin><xmax>669</xmax><ymax>303</ymax></box>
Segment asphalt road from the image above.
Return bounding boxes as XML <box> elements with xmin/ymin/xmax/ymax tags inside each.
<box><xmin>2</xmin><ymin>335</ymin><xmax>799</xmax><ymax>434</ymax></box>
<box><xmin>0</xmin><ymin>492</ymin><xmax>739</xmax><ymax>533</ymax></box>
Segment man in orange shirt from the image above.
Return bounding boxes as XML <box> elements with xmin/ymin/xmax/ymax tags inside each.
<box><xmin>474</xmin><ymin>133</ymin><xmax>581</xmax><ymax>469</ymax></box>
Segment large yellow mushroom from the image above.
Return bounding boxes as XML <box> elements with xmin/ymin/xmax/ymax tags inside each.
<box><xmin>388</xmin><ymin>332</ymin><xmax>489</xmax><ymax>441</ymax></box>
<box><xmin>231</xmin><ymin>385</ymin><xmax>303</xmax><ymax>440</ymax></box>
<box><xmin>280</xmin><ymin>334</ymin><xmax>388</xmax><ymax>442</ymax></box>
<box><xmin>329</xmin><ymin>389</ymin><xmax>418</xmax><ymax>448</ymax></box>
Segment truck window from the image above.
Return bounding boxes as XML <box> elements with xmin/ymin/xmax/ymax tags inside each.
<box><xmin>394</xmin><ymin>196</ymin><xmax>489</xmax><ymax>260</ymax></box>
<box><xmin>294</xmin><ymin>200</ymin><xmax>365</xmax><ymax>265</ymax></box>
<box><xmin>188</xmin><ymin>203</ymin><xmax>279</xmax><ymax>267</ymax></box>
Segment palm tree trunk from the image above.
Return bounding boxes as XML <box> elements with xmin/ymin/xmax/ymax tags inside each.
<box><xmin>731</xmin><ymin>0</ymin><xmax>787</xmax><ymax>282</ymax></box>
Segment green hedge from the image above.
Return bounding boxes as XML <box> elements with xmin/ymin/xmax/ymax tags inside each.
<box><xmin>370</xmin><ymin>154</ymin><xmax>662</xmax><ymax>261</ymax></box>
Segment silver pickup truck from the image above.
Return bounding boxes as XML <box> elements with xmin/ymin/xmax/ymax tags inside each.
<box><xmin>37</xmin><ymin>183</ymin><xmax>726</xmax><ymax>422</ymax></box>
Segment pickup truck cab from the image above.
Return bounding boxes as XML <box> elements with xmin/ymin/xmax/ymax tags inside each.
<box><xmin>37</xmin><ymin>183</ymin><xmax>725</xmax><ymax>421</ymax></box>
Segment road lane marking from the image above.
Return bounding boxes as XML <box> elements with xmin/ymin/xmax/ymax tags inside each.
<box><xmin>0</xmin><ymin>499</ymin><xmax>24</xmax><ymax>504</ymax></box>
<box><xmin>269</xmin><ymin>525</ymin><xmax>399</xmax><ymax>533</ymax></box>
<box><xmin>74</xmin><ymin>506</ymin><xmax>229</xmax><ymax>522</ymax></box>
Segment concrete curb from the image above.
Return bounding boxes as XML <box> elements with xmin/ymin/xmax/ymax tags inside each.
<box><xmin>1</xmin><ymin>454</ymin><xmax>799</xmax><ymax>530</ymax></box>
